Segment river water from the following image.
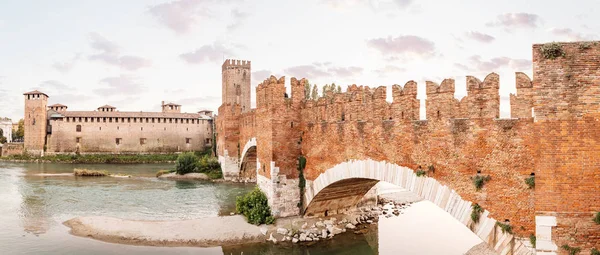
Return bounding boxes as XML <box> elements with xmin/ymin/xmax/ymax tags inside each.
<box><xmin>0</xmin><ymin>162</ymin><xmax>483</xmax><ymax>255</ymax></box>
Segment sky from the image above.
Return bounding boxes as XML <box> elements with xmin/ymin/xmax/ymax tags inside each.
<box><xmin>0</xmin><ymin>0</ymin><xmax>598</xmax><ymax>121</ymax></box>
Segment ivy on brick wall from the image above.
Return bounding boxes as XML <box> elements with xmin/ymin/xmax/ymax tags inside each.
<box><xmin>297</xmin><ymin>155</ymin><xmax>307</xmax><ymax>212</ymax></box>
<box><xmin>471</xmin><ymin>203</ymin><xmax>483</xmax><ymax>223</ymax></box>
<box><xmin>470</xmin><ymin>174</ymin><xmax>491</xmax><ymax>191</ymax></box>
<box><xmin>525</xmin><ymin>175</ymin><xmax>535</xmax><ymax>189</ymax></box>
<box><xmin>540</xmin><ymin>42</ymin><xmax>565</xmax><ymax>59</ymax></box>
<box><xmin>561</xmin><ymin>244</ymin><xmax>582</xmax><ymax>255</ymax></box>
<box><xmin>594</xmin><ymin>211</ymin><xmax>600</xmax><ymax>224</ymax></box>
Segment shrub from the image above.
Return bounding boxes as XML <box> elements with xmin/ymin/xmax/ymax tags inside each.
<box><xmin>561</xmin><ymin>244</ymin><xmax>581</xmax><ymax>255</ymax></box>
<box><xmin>591</xmin><ymin>248</ymin><xmax>600</xmax><ymax>255</ymax></box>
<box><xmin>529</xmin><ymin>234</ymin><xmax>536</xmax><ymax>248</ymax></box>
<box><xmin>525</xmin><ymin>176</ymin><xmax>535</xmax><ymax>189</ymax></box>
<box><xmin>471</xmin><ymin>175</ymin><xmax>491</xmax><ymax>191</ymax></box>
<box><xmin>156</xmin><ymin>169</ymin><xmax>172</xmax><ymax>177</ymax></box>
<box><xmin>540</xmin><ymin>42</ymin><xmax>565</xmax><ymax>59</ymax></box>
<box><xmin>471</xmin><ymin>203</ymin><xmax>483</xmax><ymax>223</ymax></box>
<box><xmin>416</xmin><ymin>170</ymin><xmax>427</xmax><ymax>177</ymax></box>
<box><xmin>579</xmin><ymin>42</ymin><xmax>592</xmax><ymax>50</ymax></box>
<box><xmin>175</xmin><ymin>152</ymin><xmax>199</xmax><ymax>175</ymax></box>
<box><xmin>236</xmin><ymin>187</ymin><xmax>274</xmax><ymax>225</ymax></box>
<box><xmin>297</xmin><ymin>156</ymin><xmax>307</xmax><ymax>210</ymax></box>
<box><xmin>197</xmin><ymin>155</ymin><xmax>220</xmax><ymax>173</ymax></box>
<box><xmin>74</xmin><ymin>169</ymin><xmax>108</xmax><ymax>176</ymax></box>
<box><xmin>496</xmin><ymin>221</ymin><xmax>513</xmax><ymax>234</ymax></box>
<box><xmin>594</xmin><ymin>212</ymin><xmax>600</xmax><ymax>224</ymax></box>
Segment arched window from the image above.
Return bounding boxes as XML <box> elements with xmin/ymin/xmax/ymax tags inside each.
<box><xmin>76</xmin><ymin>125</ymin><xmax>82</xmax><ymax>132</ymax></box>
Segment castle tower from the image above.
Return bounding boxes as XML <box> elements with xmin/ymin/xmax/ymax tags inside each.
<box><xmin>23</xmin><ymin>90</ymin><xmax>48</xmax><ymax>156</ymax></box>
<box><xmin>222</xmin><ymin>59</ymin><xmax>251</xmax><ymax>112</ymax></box>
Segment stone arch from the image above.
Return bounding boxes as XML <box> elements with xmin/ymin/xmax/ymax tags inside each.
<box><xmin>239</xmin><ymin>138</ymin><xmax>257</xmax><ymax>180</ymax></box>
<box><xmin>303</xmin><ymin>159</ymin><xmax>532</xmax><ymax>255</ymax></box>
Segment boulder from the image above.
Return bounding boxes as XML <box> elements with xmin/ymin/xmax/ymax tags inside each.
<box><xmin>345</xmin><ymin>223</ymin><xmax>356</xmax><ymax>229</ymax></box>
<box><xmin>292</xmin><ymin>238</ymin><xmax>298</xmax><ymax>243</ymax></box>
<box><xmin>277</xmin><ymin>228</ymin><xmax>288</xmax><ymax>235</ymax></box>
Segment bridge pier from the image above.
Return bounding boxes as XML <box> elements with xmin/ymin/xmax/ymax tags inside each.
<box><xmin>256</xmin><ymin>162</ymin><xmax>300</xmax><ymax>218</ymax></box>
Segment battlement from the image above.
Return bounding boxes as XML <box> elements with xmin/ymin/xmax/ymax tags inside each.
<box><xmin>467</xmin><ymin>73</ymin><xmax>499</xmax><ymax>91</ymax></box>
<box><xmin>222</xmin><ymin>59</ymin><xmax>251</xmax><ymax>70</ymax></box>
<box><xmin>426</xmin><ymin>79</ymin><xmax>455</xmax><ymax>95</ymax></box>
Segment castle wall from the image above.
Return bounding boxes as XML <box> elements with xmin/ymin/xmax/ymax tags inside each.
<box><xmin>24</xmin><ymin>93</ymin><xmax>47</xmax><ymax>156</ymax></box>
<box><xmin>1</xmin><ymin>142</ymin><xmax>24</xmax><ymax>157</ymax></box>
<box><xmin>532</xmin><ymin>42</ymin><xmax>600</xmax><ymax>253</ymax></box>
<box><xmin>46</xmin><ymin>116</ymin><xmax>212</xmax><ymax>154</ymax></box>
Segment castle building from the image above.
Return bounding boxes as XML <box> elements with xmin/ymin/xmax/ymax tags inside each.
<box><xmin>23</xmin><ymin>90</ymin><xmax>214</xmax><ymax>155</ymax></box>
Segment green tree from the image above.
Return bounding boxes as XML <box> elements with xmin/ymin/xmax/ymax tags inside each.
<box><xmin>236</xmin><ymin>187</ymin><xmax>275</xmax><ymax>225</ymax></box>
<box><xmin>175</xmin><ymin>152</ymin><xmax>199</xmax><ymax>175</ymax></box>
<box><xmin>311</xmin><ymin>84</ymin><xmax>319</xmax><ymax>100</ymax></box>
<box><xmin>15</xmin><ymin>119</ymin><xmax>24</xmax><ymax>139</ymax></box>
<box><xmin>304</xmin><ymin>81</ymin><xmax>311</xmax><ymax>99</ymax></box>
<box><xmin>336</xmin><ymin>85</ymin><xmax>342</xmax><ymax>93</ymax></box>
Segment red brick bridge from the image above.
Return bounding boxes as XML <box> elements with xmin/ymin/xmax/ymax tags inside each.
<box><xmin>216</xmin><ymin>42</ymin><xmax>600</xmax><ymax>255</ymax></box>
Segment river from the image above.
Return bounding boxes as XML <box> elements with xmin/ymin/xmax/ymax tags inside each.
<box><xmin>0</xmin><ymin>162</ymin><xmax>484</xmax><ymax>255</ymax></box>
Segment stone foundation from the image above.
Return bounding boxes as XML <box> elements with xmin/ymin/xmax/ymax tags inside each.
<box><xmin>218</xmin><ymin>149</ymin><xmax>240</xmax><ymax>181</ymax></box>
<box><xmin>257</xmin><ymin>161</ymin><xmax>300</xmax><ymax>218</ymax></box>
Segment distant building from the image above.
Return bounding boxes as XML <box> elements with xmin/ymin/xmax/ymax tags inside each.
<box><xmin>23</xmin><ymin>90</ymin><xmax>214</xmax><ymax>155</ymax></box>
<box><xmin>0</xmin><ymin>117</ymin><xmax>12</xmax><ymax>143</ymax></box>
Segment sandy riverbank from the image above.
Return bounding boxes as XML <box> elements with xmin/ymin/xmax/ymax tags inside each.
<box><xmin>64</xmin><ymin>215</ymin><xmax>265</xmax><ymax>247</ymax></box>
<box><xmin>157</xmin><ymin>172</ymin><xmax>209</xmax><ymax>180</ymax></box>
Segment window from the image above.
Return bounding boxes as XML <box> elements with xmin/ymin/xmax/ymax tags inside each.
<box><xmin>76</xmin><ymin>125</ymin><xmax>82</xmax><ymax>132</ymax></box>
<box><xmin>109</xmin><ymin>118</ymin><xmax>112</xmax><ymax>123</ymax></box>
<box><xmin>116</xmin><ymin>138</ymin><xmax>122</xmax><ymax>145</ymax></box>
<box><xmin>103</xmin><ymin>117</ymin><xmax>106</xmax><ymax>123</ymax></box>
<box><xmin>140</xmin><ymin>138</ymin><xmax>146</xmax><ymax>145</ymax></box>
<box><xmin>141</xmin><ymin>127</ymin><xmax>143</xmax><ymax>131</ymax></box>
<box><xmin>85</xmin><ymin>118</ymin><xmax>88</xmax><ymax>123</ymax></box>
<box><xmin>67</xmin><ymin>118</ymin><xmax>70</xmax><ymax>122</ymax></box>
<box><xmin>91</xmin><ymin>117</ymin><xmax>94</xmax><ymax>123</ymax></box>
<box><xmin>186</xmin><ymin>119</ymin><xmax>189</xmax><ymax>124</ymax></box>
<box><xmin>186</xmin><ymin>138</ymin><xmax>191</xmax><ymax>144</ymax></box>
<box><xmin>134</xmin><ymin>118</ymin><xmax>137</xmax><ymax>123</ymax></box>
<box><xmin>169</xmin><ymin>118</ymin><xmax>172</xmax><ymax>123</ymax></box>
<box><xmin>76</xmin><ymin>137</ymin><xmax>81</xmax><ymax>143</ymax></box>
<box><xmin>117</xmin><ymin>126</ymin><xmax>119</xmax><ymax>130</ymax></box>
<box><xmin>115</xmin><ymin>118</ymin><xmax>119</xmax><ymax>123</ymax></box>
<box><xmin>205</xmin><ymin>138</ymin><xmax>210</xmax><ymax>144</ymax></box>
<box><xmin>99</xmin><ymin>127</ymin><xmax>102</xmax><ymax>130</ymax></box>
<box><xmin>128</xmin><ymin>118</ymin><xmax>131</xmax><ymax>123</ymax></box>
<box><xmin>152</xmin><ymin>118</ymin><xmax>155</xmax><ymax>123</ymax></box>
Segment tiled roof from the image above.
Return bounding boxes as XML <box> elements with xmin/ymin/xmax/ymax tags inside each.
<box><xmin>49</xmin><ymin>103</ymin><xmax>68</xmax><ymax>107</ymax></box>
<box><xmin>23</xmin><ymin>90</ymin><xmax>49</xmax><ymax>97</ymax></box>
<box><xmin>98</xmin><ymin>105</ymin><xmax>116</xmax><ymax>109</ymax></box>
<box><xmin>61</xmin><ymin>111</ymin><xmax>209</xmax><ymax>119</ymax></box>
<box><xmin>163</xmin><ymin>102</ymin><xmax>181</xmax><ymax>106</ymax></box>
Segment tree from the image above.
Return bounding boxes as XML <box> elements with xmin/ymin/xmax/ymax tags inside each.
<box><xmin>175</xmin><ymin>152</ymin><xmax>199</xmax><ymax>175</ymax></box>
<box><xmin>304</xmin><ymin>81</ymin><xmax>311</xmax><ymax>99</ymax></box>
<box><xmin>336</xmin><ymin>85</ymin><xmax>342</xmax><ymax>93</ymax></box>
<box><xmin>15</xmin><ymin>119</ymin><xmax>24</xmax><ymax>139</ymax></box>
<box><xmin>311</xmin><ymin>84</ymin><xmax>319</xmax><ymax>100</ymax></box>
<box><xmin>0</xmin><ymin>129</ymin><xmax>6</xmax><ymax>144</ymax></box>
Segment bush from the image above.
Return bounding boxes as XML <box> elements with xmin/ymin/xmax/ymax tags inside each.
<box><xmin>471</xmin><ymin>175</ymin><xmax>491</xmax><ymax>191</ymax></box>
<box><xmin>594</xmin><ymin>212</ymin><xmax>600</xmax><ymax>224</ymax></box>
<box><xmin>197</xmin><ymin>155</ymin><xmax>220</xmax><ymax>173</ymax></box>
<box><xmin>74</xmin><ymin>169</ymin><xmax>108</xmax><ymax>176</ymax></box>
<box><xmin>561</xmin><ymin>244</ymin><xmax>581</xmax><ymax>255</ymax></box>
<box><xmin>529</xmin><ymin>234</ymin><xmax>536</xmax><ymax>248</ymax></box>
<box><xmin>416</xmin><ymin>170</ymin><xmax>426</xmax><ymax>177</ymax></box>
<box><xmin>236</xmin><ymin>187</ymin><xmax>274</xmax><ymax>225</ymax></box>
<box><xmin>471</xmin><ymin>203</ymin><xmax>483</xmax><ymax>223</ymax></box>
<box><xmin>175</xmin><ymin>152</ymin><xmax>199</xmax><ymax>175</ymax></box>
<box><xmin>496</xmin><ymin>221</ymin><xmax>513</xmax><ymax>234</ymax></box>
<box><xmin>525</xmin><ymin>176</ymin><xmax>535</xmax><ymax>189</ymax></box>
<box><xmin>540</xmin><ymin>42</ymin><xmax>565</xmax><ymax>59</ymax></box>
<box><xmin>591</xmin><ymin>248</ymin><xmax>600</xmax><ymax>255</ymax></box>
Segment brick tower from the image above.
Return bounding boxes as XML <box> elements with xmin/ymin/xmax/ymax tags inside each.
<box><xmin>23</xmin><ymin>90</ymin><xmax>48</xmax><ymax>156</ymax></box>
<box><xmin>222</xmin><ymin>59</ymin><xmax>251</xmax><ymax>112</ymax></box>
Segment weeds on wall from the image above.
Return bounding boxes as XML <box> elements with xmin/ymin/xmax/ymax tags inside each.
<box><xmin>297</xmin><ymin>156</ymin><xmax>307</xmax><ymax>212</ymax></box>
<box><xmin>471</xmin><ymin>203</ymin><xmax>483</xmax><ymax>223</ymax></box>
<box><xmin>540</xmin><ymin>42</ymin><xmax>565</xmax><ymax>59</ymax></box>
<box><xmin>470</xmin><ymin>174</ymin><xmax>491</xmax><ymax>191</ymax></box>
<box><xmin>594</xmin><ymin>211</ymin><xmax>600</xmax><ymax>224</ymax></box>
<box><xmin>591</xmin><ymin>248</ymin><xmax>600</xmax><ymax>255</ymax></box>
<box><xmin>496</xmin><ymin>221</ymin><xmax>513</xmax><ymax>234</ymax></box>
<box><xmin>415</xmin><ymin>170</ymin><xmax>427</xmax><ymax>177</ymax></box>
<box><xmin>561</xmin><ymin>244</ymin><xmax>582</xmax><ymax>255</ymax></box>
<box><xmin>529</xmin><ymin>234</ymin><xmax>536</xmax><ymax>248</ymax></box>
<box><xmin>578</xmin><ymin>42</ymin><xmax>595</xmax><ymax>50</ymax></box>
<box><xmin>525</xmin><ymin>176</ymin><xmax>535</xmax><ymax>189</ymax></box>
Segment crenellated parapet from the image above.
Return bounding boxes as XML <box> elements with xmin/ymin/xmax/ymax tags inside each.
<box><xmin>426</xmin><ymin>79</ymin><xmax>459</xmax><ymax>121</ymax></box>
<box><xmin>222</xmin><ymin>59</ymin><xmax>251</xmax><ymax>70</ymax></box>
<box><xmin>510</xmin><ymin>72</ymin><xmax>534</xmax><ymax>119</ymax></box>
<box><xmin>256</xmin><ymin>76</ymin><xmax>286</xmax><ymax>109</ymax></box>
<box><xmin>458</xmin><ymin>73</ymin><xmax>500</xmax><ymax>119</ymax></box>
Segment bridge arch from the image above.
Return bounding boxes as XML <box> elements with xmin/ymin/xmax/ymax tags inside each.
<box><xmin>239</xmin><ymin>138</ymin><xmax>257</xmax><ymax>180</ymax></box>
<box><xmin>304</xmin><ymin>159</ymin><xmax>532</xmax><ymax>255</ymax></box>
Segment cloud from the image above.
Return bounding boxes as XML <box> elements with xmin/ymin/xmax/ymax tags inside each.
<box><xmin>321</xmin><ymin>0</ymin><xmax>413</xmax><ymax>10</ymax></box>
<box><xmin>367</xmin><ymin>35</ymin><xmax>436</xmax><ymax>58</ymax></box>
<box><xmin>456</xmin><ymin>55</ymin><xmax>532</xmax><ymax>73</ymax></box>
<box><xmin>374</xmin><ymin>65</ymin><xmax>406</xmax><ymax>77</ymax></box>
<box><xmin>88</xmin><ymin>33</ymin><xmax>151</xmax><ymax>71</ymax></box>
<box><xmin>284</xmin><ymin>64</ymin><xmax>363</xmax><ymax>79</ymax></box>
<box><xmin>393</xmin><ymin>0</ymin><xmax>413</xmax><ymax>8</ymax></box>
<box><xmin>38</xmin><ymin>80</ymin><xmax>74</xmax><ymax>91</ymax></box>
<box><xmin>180</xmin><ymin>42</ymin><xmax>236</xmax><ymax>64</ymax></box>
<box><xmin>486</xmin><ymin>13</ymin><xmax>540</xmax><ymax>28</ymax></box>
<box><xmin>465</xmin><ymin>31</ymin><xmax>495</xmax><ymax>43</ymax></box>
<box><xmin>94</xmin><ymin>75</ymin><xmax>145</xmax><ymax>96</ymax></box>
<box><xmin>227</xmin><ymin>9</ymin><xmax>249</xmax><ymax>31</ymax></box>
<box><xmin>148</xmin><ymin>0</ymin><xmax>240</xmax><ymax>34</ymax></box>
<box><xmin>252</xmin><ymin>70</ymin><xmax>272</xmax><ymax>83</ymax></box>
<box><xmin>177</xmin><ymin>95</ymin><xmax>220</xmax><ymax>106</ymax></box>
<box><xmin>549</xmin><ymin>28</ymin><xmax>595</xmax><ymax>41</ymax></box>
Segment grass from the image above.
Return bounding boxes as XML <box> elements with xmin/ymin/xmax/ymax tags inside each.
<box><xmin>525</xmin><ymin>176</ymin><xmax>535</xmax><ymax>189</ymax></box>
<box><xmin>416</xmin><ymin>170</ymin><xmax>427</xmax><ymax>177</ymax></box>
<box><xmin>156</xmin><ymin>169</ymin><xmax>174</xmax><ymax>177</ymax></box>
<box><xmin>471</xmin><ymin>203</ymin><xmax>483</xmax><ymax>223</ymax></box>
<box><xmin>471</xmin><ymin>175</ymin><xmax>491</xmax><ymax>191</ymax></box>
<box><xmin>6</xmin><ymin>153</ymin><xmax>178</xmax><ymax>164</ymax></box>
<box><xmin>74</xmin><ymin>168</ymin><xmax>108</xmax><ymax>176</ymax></box>
<box><xmin>561</xmin><ymin>244</ymin><xmax>581</xmax><ymax>255</ymax></box>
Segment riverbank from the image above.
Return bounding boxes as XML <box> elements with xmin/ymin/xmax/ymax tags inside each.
<box><xmin>1</xmin><ymin>154</ymin><xmax>179</xmax><ymax>164</ymax></box>
<box><xmin>64</xmin><ymin>215</ymin><xmax>266</xmax><ymax>247</ymax></box>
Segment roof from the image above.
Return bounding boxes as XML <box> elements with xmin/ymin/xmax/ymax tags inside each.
<box><xmin>61</xmin><ymin>111</ymin><xmax>206</xmax><ymax>119</ymax></box>
<box><xmin>49</xmin><ymin>103</ymin><xmax>68</xmax><ymax>107</ymax></box>
<box><xmin>98</xmin><ymin>105</ymin><xmax>116</xmax><ymax>109</ymax></box>
<box><xmin>163</xmin><ymin>102</ymin><xmax>181</xmax><ymax>106</ymax></box>
<box><xmin>199</xmin><ymin>109</ymin><xmax>213</xmax><ymax>112</ymax></box>
<box><xmin>23</xmin><ymin>90</ymin><xmax>49</xmax><ymax>97</ymax></box>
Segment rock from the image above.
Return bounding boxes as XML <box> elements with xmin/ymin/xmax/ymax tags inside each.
<box><xmin>281</xmin><ymin>236</ymin><xmax>286</xmax><ymax>242</ymax></box>
<box><xmin>268</xmin><ymin>233</ymin><xmax>278</xmax><ymax>244</ymax></box>
<box><xmin>277</xmin><ymin>228</ymin><xmax>288</xmax><ymax>235</ymax></box>
<box><xmin>301</xmin><ymin>222</ymin><xmax>308</xmax><ymax>229</ymax></box>
<box><xmin>229</xmin><ymin>212</ymin><xmax>235</xmax><ymax>216</ymax></box>
<box><xmin>313</xmin><ymin>237</ymin><xmax>319</xmax><ymax>241</ymax></box>
<box><xmin>293</xmin><ymin>234</ymin><xmax>299</xmax><ymax>239</ymax></box>
<box><xmin>292</xmin><ymin>238</ymin><xmax>298</xmax><ymax>243</ymax></box>
<box><xmin>321</xmin><ymin>229</ymin><xmax>328</xmax><ymax>238</ymax></box>
<box><xmin>323</xmin><ymin>220</ymin><xmax>334</xmax><ymax>225</ymax></box>
<box><xmin>331</xmin><ymin>217</ymin><xmax>337</xmax><ymax>222</ymax></box>
<box><xmin>286</xmin><ymin>236</ymin><xmax>291</xmax><ymax>241</ymax></box>
<box><xmin>306</xmin><ymin>237</ymin><xmax>313</xmax><ymax>242</ymax></box>
<box><xmin>330</xmin><ymin>227</ymin><xmax>344</xmax><ymax>235</ymax></box>
<box><xmin>315</xmin><ymin>221</ymin><xmax>325</xmax><ymax>228</ymax></box>
<box><xmin>310</xmin><ymin>224</ymin><xmax>316</xmax><ymax>228</ymax></box>
<box><xmin>346</xmin><ymin>223</ymin><xmax>356</xmax><ymax>229</ymax></box>
<box><xmin>260</xmin><ymin>227</ymin><xmax>268</xmax><ymax>236</ymax></box>
<box><xmin>367</xmin><ymin>220</ymin><xmax>373</xmax><ymax>224</ymax></box>
<box><xmin>299</xmin><ymin>233</ymin><xmax>307</xmax><ymax>241</ymax></box>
